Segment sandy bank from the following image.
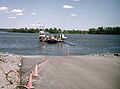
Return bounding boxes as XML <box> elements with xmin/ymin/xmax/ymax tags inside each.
<box><xmin>21</xmin><ymin>55</ymin><xmax>120</xmax><ymax>89</ymax></box>
<box><xmin>0</xmin><ymin>53</ymin><xmax>22</xmax><ymax>89</ymax></box>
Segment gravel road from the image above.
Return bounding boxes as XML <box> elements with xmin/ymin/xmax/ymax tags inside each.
<box><xmin>21</xmin><ymin>55</ymin><xmax>120</xmax><ymax>89</ymax></box>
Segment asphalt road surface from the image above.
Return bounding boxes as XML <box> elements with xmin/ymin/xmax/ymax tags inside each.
<box><xmin>21</xmin><ymin>56</ymin><xmax>120</xmax><ymax>89</ymax></box>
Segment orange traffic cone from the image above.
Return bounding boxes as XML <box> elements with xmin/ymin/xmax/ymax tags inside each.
<box><xmin>31</xmin><ymin>70</ymin><xmax>37</xmax><ymax>81</ymax></box>
<box><xmin>24</xmin><ymin>73</ymin><xmax>34</xmax><ymax>89</ymax></box>
<box><xmin>33</xmin><ymin>64</ymin><xmax>39</xmax><ymax>77</ymax></box>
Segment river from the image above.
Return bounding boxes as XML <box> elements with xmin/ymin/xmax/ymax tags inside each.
<box><xmin>0</xmin><ymin>32</ymin><xmax>120</xmax><ymax>55</ymax></box>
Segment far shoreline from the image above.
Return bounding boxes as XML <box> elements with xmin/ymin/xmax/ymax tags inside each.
<box><xmin>0</xmin><ymin>26</ymin><xmax>120</xmax><ymax>35</ymax></box>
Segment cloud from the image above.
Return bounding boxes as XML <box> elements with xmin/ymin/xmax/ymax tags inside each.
<box><xmin>36</xmin><ymin>23</ymin><xmax>41</xmax><ymax>26</ymax></box>
<box><xmin>33</xmin><ymin>10</ymin><xmax>37</xmax><ymax>12</ymax></box>
<box><xmin>30</xmin><ymin>24</ymin><xmax>35</xmax><ymax>26</ymax></box>
<box><xmin>8</xmin><ymin>16</ymin><xmax>16</xmax><ymax>19</ymax></box>
<box><xmin>0</xmin><ymin>7</ymin><xmax>8</xmax><ymax>11</ymax></box>
<box><xmin>71</xmin><ymin>13</ymin><xmax>78</xmax><ymax>16</ymax></box>
<box><xmin>30</xmin><ymin>23</ymin><xmax>40</xmax><ymax>26</ymax></box>
<box><xmin>63</xmin><ymin>5</ymin><xmax>74</xmax><ymax>9</ymax></box>
<box><xmin>30</xmin><ymin>23</ymin><xmax>40</xmax><ymax>28</ymax></box>
<box><xmin>31</xmin><ymin>12</ymin><xmax>36</xmax><ymax>15</ymax></box>
<box><xmin>73</xmin><ymin>0</ymin><xmax>80</xmax><ymax>1</ymax></box>
<box><xmin>11</xmin><ymin>9</ymin><xmax>24</xmax><ymax>13</ymax></box>
<box><xmin>16</xmin><ymin>13</ymin><xmax>23</xmax><ymax>16</ymax></box>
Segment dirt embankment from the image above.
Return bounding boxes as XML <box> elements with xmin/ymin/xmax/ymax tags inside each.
<box><xmin>0</xmin><ymin>52</ymin><xmax>22</xmax><ymax>89</ymax></box>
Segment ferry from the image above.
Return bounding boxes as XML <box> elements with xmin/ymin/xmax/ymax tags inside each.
<box><xmin>39</xmin><ymin>31</ymin><xmax>67</xmax><ymax>43</ymax></box>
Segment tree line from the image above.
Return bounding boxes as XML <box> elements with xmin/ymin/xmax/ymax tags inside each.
<box><xmin>88</xmin><ymin>27</ymin><xmax>120</xmax><ymax>34</ymax></box>
<box><xmin>6</xmin><ymin>28</ymin><xmax>39</xmax><ymax>33</ymax></box>
<box><xmin>0</xmin><ymin>26</ymin><xmax>120</xmax><ymax>34</ymax></box>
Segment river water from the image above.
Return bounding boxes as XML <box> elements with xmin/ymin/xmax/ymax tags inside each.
<box><xmin>0</xmin><ymin>32</ymin><xmax>120</xmax><ymax>55</ymax></box>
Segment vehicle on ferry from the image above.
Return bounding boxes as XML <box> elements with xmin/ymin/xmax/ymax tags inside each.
<box><xmin>39</xmin><ymin>31</ymin><xmax>67</xmax><ymax>43</ymax></box>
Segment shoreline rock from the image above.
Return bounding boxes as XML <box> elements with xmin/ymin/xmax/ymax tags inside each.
<box><xmin>0</xmin><ymin>52</ymin><xmax>22</xmax><ymax>89</ymax></box>
<box><xmin>90</xmin><ymin>52</ymin><xmax>120</xmax><ymax>57</ymax></box>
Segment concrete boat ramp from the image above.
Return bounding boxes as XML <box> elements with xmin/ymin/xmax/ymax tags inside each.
<box><xmin>21</xmin><ymin>55</ymin><xmax>120</xmax><ymax>89</ymax></box>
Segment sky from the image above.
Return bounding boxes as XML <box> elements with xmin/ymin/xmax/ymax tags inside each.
<box><xmin>0</xmin><ymin>0</ymin><xmax>120</xmax><ymax>30</ymax></box>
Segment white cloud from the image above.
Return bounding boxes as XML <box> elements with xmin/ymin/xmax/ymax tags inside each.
<box><xmin>36</xmin><ymin>23</ymin><xmax>41</xmax><ymax>26</ymax></box>
<box><xmin>16</xmin><ymin>13</ymin><xmax>23</xmax><ymax>16</ymax></box>
<box><xmin>30</xmin><ymin>23</ymin><xmax>40</xmax><ymax>26</ymax></box>
<box><xmin>31</xmin><ymin>12</ymin><xmax>36</xmax><ymax>15</ymax></box>
<box><xmin>8</xmin><ymin>16</ymin><xmax>16</xmax><ymax>19</ymax></box>
<box><xmin>11</xmin><ymin>9</ymin><xmax>24</xmax><ymax>13</ymax></box>
<box><xmin>71</xmin><ymin>13</ymin><xmax>78</xmax><ymax>16</ymax></box>
<box><xmin>0</xmin><ymin>7</ymin><xmax>8</xmax><ymax>11</ymax></box>
<box><xmin>73</xmin><ymin>0</ymin><xmax>80</xmax><ymax>1</ymax></box>
<box><xmin>30</xmin><ymin>24</ymin><xmax>35</xmax><ymax>26</ymax></box>
<box><xmin>63</xmin><ymin>5</ymin><xmax>74</xmax><ymax>9</ymax></box>
<box><xmin>33</xmin><ymin>10</ymin><xmax>37</xmax><ymax>12</ymax></box>
<box><xmin>30</xmin><ymin>23</ymin><xmax>41</xmax><ymax>28</ymax></box>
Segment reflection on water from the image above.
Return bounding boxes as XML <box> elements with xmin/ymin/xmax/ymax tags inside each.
<box><xmin>38</xmin><ymin>42</ymin><xmax>70</xmax><ymax>56</ymax></box>
<box><xmin>0</xmin><ymin>32</ymin><xmax>120</xmax><ymax>55</ymax></box>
